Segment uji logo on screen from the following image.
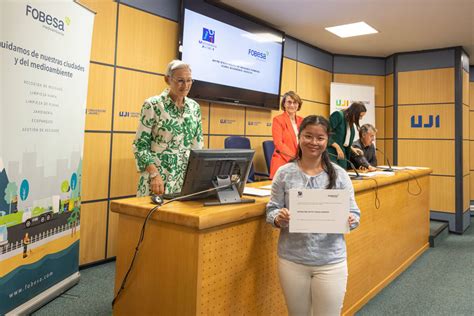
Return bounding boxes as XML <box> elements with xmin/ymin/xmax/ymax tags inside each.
<box><xmin>202</xmin><ymin>28</ymin><xmax>215</xmax><ymax>43</ymax></box>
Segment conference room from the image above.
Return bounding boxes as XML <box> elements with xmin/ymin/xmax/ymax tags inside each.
<box><xmin>1</xmin><ymin>0</ymin><xmax>473</xmax><ymax>315</ymax></box>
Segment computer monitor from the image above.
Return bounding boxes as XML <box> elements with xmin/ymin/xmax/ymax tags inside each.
<box><xmin>173</xmin><ymin>149</ymin><xmax>256</xmax><ymax>206</ymax></box>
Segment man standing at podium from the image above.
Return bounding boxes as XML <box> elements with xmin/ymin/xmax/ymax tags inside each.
<box><xmin>133</xmin><ymin>60</ymin><xmax>203</xmax><ymax>196</ymax></box>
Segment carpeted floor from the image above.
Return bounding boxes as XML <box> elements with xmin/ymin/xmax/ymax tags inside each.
<box><xmin>32</xmin><ymin>219</ymin><xmax>474</xmax><ymax>315</ymax></box>
<box><xmin>32</xmin><ymin>261</ymin><xmax>115</xmax><ymax>316</ymax></box>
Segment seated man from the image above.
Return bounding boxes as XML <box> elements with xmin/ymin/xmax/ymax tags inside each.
<box><xmin>350</xmin><ymin>124</ymin><xmax>377</xmax><ymax>171</ymax></box>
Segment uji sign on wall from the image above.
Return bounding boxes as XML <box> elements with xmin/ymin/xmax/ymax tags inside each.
<box><xmin>0</xmin><ymin>1</ymin><xmax>94</xmax><ymax>313</ymax></box>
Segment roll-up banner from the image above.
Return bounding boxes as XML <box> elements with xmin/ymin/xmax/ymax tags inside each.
<box><xmin>330</xmin><ymin>82</ymin><xmax>375</xmax><ymax>141</ymax></box>
<box><xmin>0</xmin><ymin>1</ymin><xmax>94</xmax><ymax>313</ymax></box>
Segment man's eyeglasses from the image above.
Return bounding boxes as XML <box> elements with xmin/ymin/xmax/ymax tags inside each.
<box><xmin>170</xmin><ymin>77</ymin><xmax>194</xmax><ymax>85</ymax></box>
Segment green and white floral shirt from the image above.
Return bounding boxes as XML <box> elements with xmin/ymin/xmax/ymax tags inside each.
<box><xmin>133</xmin><ymin>89</ymin><xmax>203</xmax><ymax>196</ymax></box>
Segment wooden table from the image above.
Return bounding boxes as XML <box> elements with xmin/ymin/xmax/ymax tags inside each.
<box><xmin>111</xmin><ymin>168</ymin><xmax>431</xmax><ymax>315</ymax></box>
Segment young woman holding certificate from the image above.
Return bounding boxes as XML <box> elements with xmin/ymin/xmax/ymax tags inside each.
<box><xmin>266</xmin><ymin>115</ymin><xmax>361</xmax><ymax>316</ymax></box>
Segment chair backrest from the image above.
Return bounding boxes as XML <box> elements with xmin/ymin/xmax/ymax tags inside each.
<box><xmin>262</xmin><ymin>140</ymin><xmax>275</xmax><ymax>174</ymax></box>
<box><xmin>224</xmin><ymin>136</ymin><xmax>255</xmax><ymax>182</ymax></box>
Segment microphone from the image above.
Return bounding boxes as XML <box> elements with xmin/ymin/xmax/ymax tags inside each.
<box><xmin>276</xmin><ymin>149</ymin><xmax>296</xmax><ymax>160</ymax></box>
<box><xmin>327</xmin><ymin>152</ymin><xmax>364</xmax><ymax>180</ymax></box>
<box><xmin>375</xmin><ymin>147</ymin><xmax>393</xmax><ymax>172</ymax></box>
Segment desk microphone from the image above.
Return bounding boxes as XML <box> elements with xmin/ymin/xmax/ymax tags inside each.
<box><xmin>375</xmin><ymin>147</ymin><xmax>394</xmax><ymax>172</ymax></box>
<box><xmin>327</xmin><ymin>152</ymin><xmax>364</xmax><ymax>180</ymax></box>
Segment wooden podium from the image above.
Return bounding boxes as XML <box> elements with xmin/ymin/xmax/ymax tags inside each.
<box><xmin>111</xmin><ymin>168</ymin><xmax>431</xmax><ymax>315</ymax></box>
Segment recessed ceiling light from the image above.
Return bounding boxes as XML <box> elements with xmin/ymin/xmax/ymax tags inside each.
<box><xmin>325</xmin><ymin>21</ymin><xmax>378</xmax><ymax>38</ymax></box>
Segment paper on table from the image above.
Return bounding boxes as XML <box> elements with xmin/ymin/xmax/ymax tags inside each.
<box><xmin>243</xmin><ymin>187</ymin><xmax>271</xmax><ymax>197</ymax></box>
<box><xmin>259</xmin><ymin>184</ymin><xmax>272</xmax><ymax>190</ymax></box>
<box><xmin>289</xmin><ymin>189</ymin><xmax>349</xmax><ymax>234</ymax></box>
<box><xmin>403</xmin><ymin>166</ymin><xmax>430</xmax><ymax>170</ymax></box>
<box><xmin>377</xmin><ymin>165</ymin><xmax>405</xmax><ymax>170</ymax></box>
<box><xmin>347</xmin><ymin>171</ymin><xmax>394</xmax><ymax>177</ymax></box>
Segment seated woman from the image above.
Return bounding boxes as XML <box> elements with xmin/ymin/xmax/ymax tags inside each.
<box><xmin>328</xmin><ymin>101</ymin><xmax>367</xmax><ymax>169</ymax></box>
<box><xmin>350</xmin><ymin>123</ymin><xmax>378</xmax><ymax>171</ymax></box>
<box><xmin>132</xmin><ymin>60</ymin><xmax>203</xmax><ymax>196</ymax></box>
<box><xmin>269</xmin><ymin>91</ymin><xmax>303</xmax><ymax>178</ymax></box>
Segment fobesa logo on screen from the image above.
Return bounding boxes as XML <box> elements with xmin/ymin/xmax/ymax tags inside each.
<box><xmin>26</xmin><ymin>5</ymin><xmax>65</xmax><ymax>31</ymax></box>
<box><xmin>248</xmin><ymin>49</ymin><xmax>267</xmax><ymax>60</ymax></box>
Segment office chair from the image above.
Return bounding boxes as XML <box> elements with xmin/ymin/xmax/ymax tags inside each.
<box><xmin>224</xmin><ymin>136</ymin><xmax>268</xmax><ymax>182</ymax></box>
<box><xmin>262</xmin><ymin>140</ymin><xmax>275</xmax><ymax>175</ymax></box>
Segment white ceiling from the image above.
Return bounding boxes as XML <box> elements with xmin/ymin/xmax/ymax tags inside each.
<box><xmin>219</xmin><ymin>0</ymin><xmax>474</xmax><ymax>60</ymax></box>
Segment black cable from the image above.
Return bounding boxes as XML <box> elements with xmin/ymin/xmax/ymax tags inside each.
<box><xmin>111</xmin><ymin>180</ymin><xmax>240</xmax><ymax>306</ymax></box>
<box><xmin>363</xmin><ymin>177</ymin><xmax>381</xmax><ymax>209</ymax></box>
<box><xmin>401</xmin><ymin>170</ymin><xmax>422</xmax><ymax>196</ymax></box>
<box><xmin>112</xmin><ymin>203</ymin><xmax>160</xmax><ymax>306</ymax></box>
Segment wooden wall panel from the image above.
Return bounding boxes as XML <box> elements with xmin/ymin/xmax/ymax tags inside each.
<box><xmin>470</xmin><ymin>141</ymin><xmax>474</xmax><ymax>171</ymax></box>
<box><xmin>375</xmin><ymin>139</ymin><xmax>384</xmax><ymax>166</ymax></box>
<box><xmin>470</xmin><ymin>112</ymin><xmax>474</xmax><ymax>140</ymax></box>
<box><xmin>430</xmin><ymin>176</ymin><xmax>455</xmax><ymax>213</ymax></box>
<box><xmin>470</xmin><ymin>83</ymin><xmax>474</xmax><ymax>109</ymax></box>
<box><xmin>107</xmin><ymin>204</ymin><xmax>119</xmax><ymax>258</ymax></box>
<box><xmin>470</xmin><ymin>173</ymin><xmax>474</xmax><ymax>201</ymax></box>
<box><xmin>463</xmin><ymin>105</ymin><xmax>470</xmax><ymax>139</ymax></box>
<box><xmin>385</xmin><ymin>107</ymin><xmax>393</xmax><ymax>139</ymax></box>
<box><xmin>280</xmin><ymin>58</ymin><xmax>297</xmax><ymax>94</ymax></box>
<box><xmin>333</xmin><ymin>74</ymin><xmax>385</xmax><ymax>106</ymax></box>
<box><xmin>464</xmin><ymin>175</ymin><xmax>470</xmax><ymax>211</ymax></box>
<box><xmin>79</xmin><ymin>201</ymin><xmax>107</xmax><ymax>265</ymax></box>
<box><xmin>246</xmin><ymin>108</ymin><xmax>272</xmax><ymax>136</ymax></box>
<box><xmin>209</xmin><ymin>136</ymin><xmax>226</xmax><ymax>149</ymax></box>
<box><xmin>85</xmin><ymin>64</ymin><xmax>114</xmax><ymax>131</ymax></box>
<box><xmin>82</xmin><ymin>133</ymin><xmax>110</xmax><ymax>201</ymax></box>
<box><xmin>397</xmin><ymin>104</ymin><xmax>454</xmax><ymax>139</ymax></box>
<box><xmin>375</xmin><ymin>107</ymin><xmax>385</xmax><ymax>138</ymax></box>
<box><xmin>296</xmin><ymin>63</ymin><xmax>331</xmax><ymax>104</ymax></box>
<box><xmin>114</xmin><ymin>69</ymin><xmax>167</xmax><ymax>132</ymax></box>
<box><xmin>199</xmin><ymin>101</ymin><xmax>210</xmax><ymax>135</ymax></box>
<box><xmin>298</xmin><ymin>100</ymin><xmax>330</xmax><ymax>119</ymax></box>
<box><xmin>117</xmin><ymin>5</ymin><xmax>178</xmax><ymax>73</ymax></box>
<box><xmin>385</xmin><ymin>74</ymin><xmax>393</xmax><ymax>107</ymax></box>
<box><xmin>110</xmin><ymin>133</ymin><xmax>140</xmax><ymax>198</ymax></box>
<box><xmin>462</xmin><ymin>71</ymin><xmax>469</xmax><ymax>106</ymax></box>
<box><xmin>78</xmin><ymin>0</ymin><xmax>117</xmax><ymax>64</ymax></box>
<box><xmin>398</xmin><ymin>140</ymin><xmax>454</xmax><ymax>175</ymax></box>
<box><xmin>464</xmin><ymin>140</ymin><xmax>469</xmax><ymax>177</ymax></box>
<box><xmin>385</xmin><ymin>139</ymin><xmax>393</xmax><ymax>165</ymax></box>
<box><xmin>203</xmin><ymin>135</ymin><xmax>209</xmax><ymax>148</ymax></box>
<box><xmin>375</xmin><ymin>140</ymin><xmax>384</xmax><ymax>167</ymax></box>
<box><xmin>209</xmin><ymin>104</ymin><xmax>245</xmax><ymax>135</ymax></box>
<box><xmin>249</xmin><ymin>136</ymin><xmax>273</xmax><ymax>174</ymax></box>
<box><xmin>398</xmin><ymin>68</ymin><xmax>455</xmax><ymax>104</ymax></box>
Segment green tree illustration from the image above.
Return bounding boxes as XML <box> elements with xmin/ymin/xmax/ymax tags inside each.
<box><xmin>4</xmin><ymin>182</ymin><xmax>18</xmax><ymax>214</ymax></box>
<box><xmin>68</xmin><ymin>204</ymin><xmax>80</xmax><ymax>225</ymax></box>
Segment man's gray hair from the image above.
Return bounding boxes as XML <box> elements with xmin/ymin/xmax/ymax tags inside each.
<box><xmin>166</xmin><ymin>60</ymin><xmax>191</xmax><ymax>77</ymax></box>
<box><xmin>359</xmin><ymin>123</ymin><xmax>377</xmax><ymax>139</ymax></box>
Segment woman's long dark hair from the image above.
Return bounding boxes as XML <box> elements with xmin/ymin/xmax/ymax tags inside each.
<box><xmin>344</xmin><ymin>102</ymin><xmax>367</xmax><ymax>129</ymax></box>
<box><xmin>295</xmin><ymin>115</ymin><xmax>336</xmax><ymax>189</ymax></box>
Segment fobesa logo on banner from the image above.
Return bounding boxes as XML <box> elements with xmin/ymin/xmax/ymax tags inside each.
<box><xmin>26</xmin><ymin>4</ymin><xmax>67</xmax><ymax>31</ymax></box>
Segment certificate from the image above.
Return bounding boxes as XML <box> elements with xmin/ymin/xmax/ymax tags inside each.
<box><xmin>289</xmin><ymin>189</ymin><xmax>349</xmax><ymax>234</ymax></box>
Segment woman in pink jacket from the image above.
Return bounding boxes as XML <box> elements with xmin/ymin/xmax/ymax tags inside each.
<box><xmin>270</xmin><ymin>91</ymin><xmax>303</xmax><ymax>178</ymax></box>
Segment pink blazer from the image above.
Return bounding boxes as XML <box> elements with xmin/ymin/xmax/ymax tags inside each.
<box><xmin>270</xmin><ymin>112</ymin><xmax>303</xmax><ymax>178</ymax></box>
